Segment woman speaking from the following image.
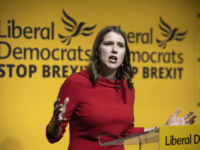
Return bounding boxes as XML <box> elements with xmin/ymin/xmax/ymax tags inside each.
<box><xmin>46</xmin><ymin>26</ymin><xmax>197</xmax><ymax>150</ymax></box>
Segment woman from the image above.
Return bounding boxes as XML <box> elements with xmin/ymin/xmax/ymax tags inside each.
<box><xmin>46</xmin><ymin>26</ymin><xmax>196</xmax><ymax>150</ymax></box>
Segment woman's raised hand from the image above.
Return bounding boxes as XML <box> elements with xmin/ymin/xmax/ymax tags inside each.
<box><xmin>53</xmin><ymin>97</ymin><xmax>69</xmax><ymax>124</ymax></box>
<box><xmin>165</xmin><ymin>108</ymin><xmax>197</xmax><ymax>126</ymax></box>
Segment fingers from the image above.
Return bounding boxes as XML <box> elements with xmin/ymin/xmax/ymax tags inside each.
<box><xmin>188</xmin><ymin>119</ymin><xmax>195</xmax><ymax>125</ymax></box>
<box><xmin>54</xmin><ymin>108</ymin><xmax>67</xmax><ymax>122</ymax></box>
<box><xmin>185</xmin><ymin>115</ymin><xmax>197</xmax><ymax>124</ymax></box>
<box><xmin>59</xmin><ymin>117</ymin><xmax>67</xmax><ymax>122</ymax></box>
<box><xmin>183</xmin><ymin>111</ymin><xmax>194</xmax><ymax>119</ymax></box>
<box><xmin>54</xmin><ymin>104</ymin><xmax>62</xmax><ymax>116</ymax></box>
<box><xmin>54</xmin><ymin>104</ymin><xmax>67</xmax><ymax>116</ymax></box>
<box><xmin>53</xmin><ymin>97</ymin><xmax>69</xmax><ymax>122</ymax></box>
<box><xmin>54</xmin><ymin>98</ymin><xmax>60</xmax><ymax>107</ymax></box>
<box><xmin>54</xmin><ymin>105</ymin><xmax>67</xmax><ymax>117</ymax></box>
<box><xmin>63</xmin><ymin>97</ymin><xmax>69</xmax><ymax>107</ymax></box>
<box><xmin>53</xmin><ymin>97</ymin><xmax>69</xmax><ymax>125</ymax></box>
<box><xmin>54</xmin><ymin>97</ymin><xmax>69</xmax><ymax>109</ymax></box>
<box><xmin>54</xmin><ymin>116</ymin><xmax>67</xmax><ymax>125</ymax></box>
<box><xmin>55</xmin><ymin>97</ymin><xmax>69</xmax><ymax>114</ymax></box>
<box><xmin>172</xmin><ymin>108</ymin><xmax>181</xmax><ymax>117</ymax></box>
<box><xmin>54</xmin><ymin>97</ymin><xmax>69</xmax><ymax>107</ymax></box>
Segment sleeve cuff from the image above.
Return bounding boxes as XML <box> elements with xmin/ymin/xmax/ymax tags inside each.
<box><xmin>132</xmin><ymin>127</ymin><xmax>144</xmax><ymax>134</ymax></box>
<box><xmin>125</xmin><ymin>127</ymin><xmax>145</xmax><ymax>135</ymax></box>
<box><xmin>46</xmin><ymin>124</ymin><xmax>63</xmax><ymax>143</ymax></box>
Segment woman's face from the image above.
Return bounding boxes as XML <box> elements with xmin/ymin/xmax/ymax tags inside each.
<box><xmin>98</xmin><ymin>31</ymin><xmax>126</xmax><ymax>71</ymax></box>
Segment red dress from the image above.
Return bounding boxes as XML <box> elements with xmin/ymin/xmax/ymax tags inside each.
<box><xmin>46</xmin><ymin>70</ymin><xmax>144</xmax><ymax>150</ymax></box>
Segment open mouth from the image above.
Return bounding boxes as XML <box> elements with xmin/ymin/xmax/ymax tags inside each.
<box><xmin>109</xmin><ymin>56</ymin><xmax>117</xmax><ymax>63</ymax></box>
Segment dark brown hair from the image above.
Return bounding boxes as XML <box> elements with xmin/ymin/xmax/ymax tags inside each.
<box><xmin>87</xmin><ymin>26</ymin><xmax>133</xmax><ymax>90</ymax></box>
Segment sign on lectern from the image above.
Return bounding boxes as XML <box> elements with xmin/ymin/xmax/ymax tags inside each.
<box><xmin>98</xmin><ymin>125</ymin><xmax>200</xmax><ymax>150</ymax></box>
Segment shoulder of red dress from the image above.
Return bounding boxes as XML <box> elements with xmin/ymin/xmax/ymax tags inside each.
<box><xmin>62</xmin><ymin>70</ymin><xmax>91</xmax><ymax>86</ymax></box>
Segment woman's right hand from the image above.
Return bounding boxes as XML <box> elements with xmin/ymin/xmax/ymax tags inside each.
<box><xmin>53</xmin><ymin>97</ymin><xmax>69</xmax><ymax>125</ymax></box>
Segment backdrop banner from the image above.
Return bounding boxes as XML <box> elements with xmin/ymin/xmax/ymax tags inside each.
<box><xmin>0</xmin><ymin>0</ymin><xmax>199</xmax><ymax>150</ymax></box>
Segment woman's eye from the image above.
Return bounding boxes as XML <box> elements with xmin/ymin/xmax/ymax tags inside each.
<box><xmin>118</xmin><ymin>43</ymin><xmax>125</xmax><ymax>48</ymax></box>
<box><xmin>104</xmin><ymin>42</ymin><xmax>112</xmax><ymax>45</ymax></box>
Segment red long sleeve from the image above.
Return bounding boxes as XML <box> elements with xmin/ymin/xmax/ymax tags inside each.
<box><xmin>46</xmin><ymin>70</ymin><xmax>144</xmax><ymax>149</ymax></box>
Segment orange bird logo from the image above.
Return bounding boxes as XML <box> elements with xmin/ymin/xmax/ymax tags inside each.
<box><xmin>156</xmin><ymin>17</ymin><xmax>187</xmax><ymax>49</ymax></box>
<box><xmin>58</xmin><ymin>9</ymin><xmax>97</xmax><ymax>45</ymax></box>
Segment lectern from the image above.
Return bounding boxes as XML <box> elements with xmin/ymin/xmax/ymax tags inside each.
<box><xmin>98</xmin><ymin>125</ymin><xmax>200</xmax><ymax>150</ymax></box>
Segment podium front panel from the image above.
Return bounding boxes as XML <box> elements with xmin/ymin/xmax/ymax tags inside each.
<box><xmin>159</xmin><ymin>125</ymin><xmax>200</xmax><ymax>150</ymax></box>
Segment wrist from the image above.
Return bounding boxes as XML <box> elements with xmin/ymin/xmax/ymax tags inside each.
<box><xmin>47</xmin><ymin>117</ymin><xmax>61</xmax><ymax>138</ymax></box>
<box><xmin>53</xmin><ymin>116</ymin><xmax>62</xmax><ymax>126</ymax></box>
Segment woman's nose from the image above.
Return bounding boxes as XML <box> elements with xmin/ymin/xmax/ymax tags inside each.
<box><xmin>111</xmin><ymin>44</ymin><xmax>118</xmax><ymax>53</ymax></box>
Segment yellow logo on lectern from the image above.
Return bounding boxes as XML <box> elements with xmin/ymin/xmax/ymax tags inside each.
<box><xmin>159</xmin><ymin>125</ymin><xmax>200</xmax><ymax>150</ymax></box>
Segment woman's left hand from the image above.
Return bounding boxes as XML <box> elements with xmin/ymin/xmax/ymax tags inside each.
<box><xmin>165</xmin><ymin>108</ymin><xmax>197</xmax><ymax>126</ymax></box>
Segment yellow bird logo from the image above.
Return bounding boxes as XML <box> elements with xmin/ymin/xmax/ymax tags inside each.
<box><xmin>156</xmin><ymin>17</ymin><xmax>187</xmax><ymax>49</ymax></box>
<box><xmin>58</xmin><ymin>9</ymin><xmax>97</xmax><ymax>45</ymax></box>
